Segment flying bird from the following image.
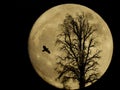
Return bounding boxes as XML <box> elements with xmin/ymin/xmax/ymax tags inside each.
<box><xmin>42</xmin><ymin>45</ymin><xmax>51</xmax><ymax>54</ymax></box>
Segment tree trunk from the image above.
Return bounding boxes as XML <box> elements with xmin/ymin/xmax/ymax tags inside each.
<box><xmin>80</xmin><ymin>76</ymin><xmax>85</xmax><ymax>88</ymax></box>
<box><xmin>79</xmin><ymin>65</ymin><xmax>85</xmax><ymax>89</ymax></box>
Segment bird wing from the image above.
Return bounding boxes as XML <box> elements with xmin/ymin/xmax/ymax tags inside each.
<box><xmin>47</xmin><ymin>49</ymin><xmax>50</xmax><ymax>53</ymax></box>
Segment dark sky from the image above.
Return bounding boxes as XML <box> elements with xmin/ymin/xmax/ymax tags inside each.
<box><xmin>14</xmin><ymin>0</ymin><xmax>119</xmax><ymax>90</ymax></box>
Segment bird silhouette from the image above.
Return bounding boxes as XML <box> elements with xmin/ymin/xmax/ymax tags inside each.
<box><xmin>42</xmin><ymin>45</ymin><xmax>50</xmax><ymax>54</ymax></box>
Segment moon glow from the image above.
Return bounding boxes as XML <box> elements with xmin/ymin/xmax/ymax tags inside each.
<box><xmin>28</xmin><ymin>4</ymin><xmax>113</xmax><ymax>89</ymax></box>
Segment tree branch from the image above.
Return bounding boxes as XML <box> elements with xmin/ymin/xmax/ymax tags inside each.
<box><xmin>85</xmin><ymin>27</ymin><xmax>96</xmax><ymax>41</ymax></box>
<box><xmin>85</xmin><ymin>73</ymin><xmax>99</xmax><ymax>84</ymax></box>
<box><xmin>87</xmin><ymin>50</ymin><xmax>101</xmax><ymax>61</ymax></box>
<box><xmin>57</xmin><ymin>65</ymin><xmax>79</xmax><ymax>79</ymax></box>
<box><xmin>85</xmin><ymin>61</ymin><xmax>98</xmax><ymax>74</ymax></box>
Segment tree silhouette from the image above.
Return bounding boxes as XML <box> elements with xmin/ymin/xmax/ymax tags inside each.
<box><xmin>55</xmin><ymin>13</ymin><xmax>102</xmax><ymax>89</ymax></box>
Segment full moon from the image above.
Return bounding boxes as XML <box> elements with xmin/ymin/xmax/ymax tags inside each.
<box><xmin>28</xmin><ymin>4</ymin><xmax>113</xmax><ymax>89</ymax></box>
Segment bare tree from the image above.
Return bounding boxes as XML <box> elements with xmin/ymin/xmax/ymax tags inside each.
<box><xmin>55</xmin><ymin>13</ymin><xmax>102</xmax><ymax>89</ymax></box>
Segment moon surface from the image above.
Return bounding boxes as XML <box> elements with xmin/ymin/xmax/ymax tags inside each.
<box><xmin>28</xmin><ymin>4</ymin><xmax>113</xmax><ymax>89</ymax></box>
